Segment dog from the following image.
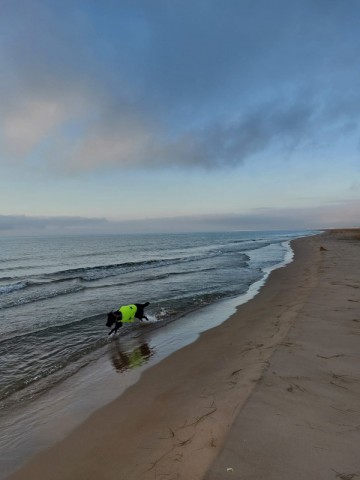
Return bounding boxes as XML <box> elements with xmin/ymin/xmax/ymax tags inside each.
<box><xmin>106</xmin><ymin>302</ymin><xmax>150</xmax><ymax>335</ymax></box>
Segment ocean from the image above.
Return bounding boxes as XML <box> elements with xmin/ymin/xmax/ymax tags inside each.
<box><xmin>0</xmin><ymin>230</ymin><xmax>314</xmax><ymax>476</ymax></box>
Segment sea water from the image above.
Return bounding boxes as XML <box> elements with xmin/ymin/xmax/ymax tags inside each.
<box><xmin>0</xmin><ymin>230</ymin><xmax>315</xmax><ymax>476</ymax></box>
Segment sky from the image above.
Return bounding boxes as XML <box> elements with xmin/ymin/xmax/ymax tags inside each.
<box><xmin>0</xmin><ymin>0</ymin><xmax>359</xmax><ymax>235</ymax></box>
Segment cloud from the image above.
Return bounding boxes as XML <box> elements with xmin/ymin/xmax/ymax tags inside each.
<box><xmin>1</xmin><ymin>201</ymin><xmax>358</xmax><ymax>235</ymax></box>
<box><xmin>1</xmin><ymin>0</ymin><xmax>360</xmax><ymax>172</ymax></box>
<box><xmin>0</xmin><ymin>215</ymin><xmax>108</xmax><ymax>233</ymax></box>
<box><xmin>58</xmin><ymin>95</ymin><xmax>351</xmax><ymax>172</ymax></box>
<box><xmin>350</xmin><ymin>181</ymin><xmax>360</xmax><ymax>192</ymax></box>
<box><xmin>123</xmin><ymin>201</ymin><xmax>359</xmax><ymax>232</ymax></box>
<box><xmin>3</xmin><ymin>100</ymin><xmax>67</xmax><ymax>156</ymax></box>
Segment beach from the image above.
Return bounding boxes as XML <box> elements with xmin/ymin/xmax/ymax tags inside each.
<box><xmin>7</xmin><ymin>230</ymin><xmax>360</xmax><ymax>479</ymax></box>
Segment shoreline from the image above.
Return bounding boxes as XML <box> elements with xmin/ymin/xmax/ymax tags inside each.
<box><xmin>8</xmin><ymin>230</ymin><xmax>360</xmax><ymax>479</ymax></box>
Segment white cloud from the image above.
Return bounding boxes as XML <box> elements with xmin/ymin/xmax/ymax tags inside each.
<box><xmin>2</xmin><ymin>99</ymin><xmax>67</xmax><ymax>156</ymax></box>
<box><xmin>67</xmin><ymin>123</ymin><xmax>155</xmax><ymax>171</ymax></box>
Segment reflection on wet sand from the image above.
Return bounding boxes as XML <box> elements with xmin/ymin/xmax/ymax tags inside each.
<box><xmin>109</xmin><ymin>339</ymin><xmax>153</xmax><ymax>373</ymax></box>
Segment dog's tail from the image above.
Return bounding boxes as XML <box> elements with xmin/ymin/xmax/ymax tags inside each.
<box><xmin>144</xmin><ymin>302</ymin><xmax>150</xmax><ymax>307</ymax></box>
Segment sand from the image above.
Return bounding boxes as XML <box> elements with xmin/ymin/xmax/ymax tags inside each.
<box><xmin>7</xmin><ymin>230</ymin><xmax>360</xmax><ymax>480</ymax></box>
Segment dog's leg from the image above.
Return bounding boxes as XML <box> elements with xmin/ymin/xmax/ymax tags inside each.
<box><xmin>114</xmin><ymin>322</ymin><xmax>123</xmax><ymax>333</ymax></box>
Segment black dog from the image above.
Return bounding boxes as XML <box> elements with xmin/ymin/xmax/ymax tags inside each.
<box><xmin>106</xmin><ymin>311</ymin><xmax>122</xmax><ymax>335</ymax></box>
<box><xmin>106</xmin><ymin>302</ymin><xmax>150</xmax><ymax>336</ymax></box>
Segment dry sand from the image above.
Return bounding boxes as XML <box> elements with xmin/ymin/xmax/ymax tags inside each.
<box><xmin>8</xmin><ymin>230</ymin><xmax>360</xmax><ymax>480</ymax></box>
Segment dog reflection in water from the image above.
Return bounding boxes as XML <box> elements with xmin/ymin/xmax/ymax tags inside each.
<box><xmin>109</xmin><ymin>339</ymin><xmax>152</xmax><ymax>372</ymax></box>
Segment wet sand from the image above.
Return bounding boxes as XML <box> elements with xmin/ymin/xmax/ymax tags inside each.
<box><xmin>8</xmin><ymin>230</ymin><xmax>360</xmax><ymax>479</ymax></box>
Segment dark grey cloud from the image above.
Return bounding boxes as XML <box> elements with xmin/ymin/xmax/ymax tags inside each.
<box><xmin>57</xmin><ymin>92</ymin><xmax>357</xmax><ymax>172</ymax></box>
<box><xmin>0</xmin><ymin>215</ymin><xmax>108</xmax><ymax>233</ymax></box>
<box><xmin>113</xmin><ymin>201</ymin><xmax>359</xmax><ymax>232</ymax></box>
<box><xmin>1</xmin><ymin>0</ymin><xmax>360</xmax><ymax>170</ymax></box>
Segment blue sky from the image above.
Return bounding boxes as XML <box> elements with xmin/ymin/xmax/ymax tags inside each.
<box><xmin>0</xmin><ymin>0</ymin><xmax>359</xmax><ymax>234</ymax></box>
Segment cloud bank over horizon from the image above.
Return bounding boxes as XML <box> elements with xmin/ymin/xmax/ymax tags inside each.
<box><xmin>1</xmin><ymin>199</ymin><xmax>358</xmax><ymax>236</ymax></box>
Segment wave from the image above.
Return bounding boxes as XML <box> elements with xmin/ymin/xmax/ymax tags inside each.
<box><xmin>0</xmin><ymin>265</ymin><xmax>220</xmax><ymax>310</ymax></box>
<box><xmin>0</xmin><ymin>247</ymin><xmax>251</xmax><ymax>309</ymax></box>
<box><xmin>0</xmin><ymin>265</ymin><xmax>41</xmax><ymax>274</ymax></box>
<box><xmin>0</xmin><ymin>281</ymin><xmax>29</xmax><ymax>295</ymax></box>
<box><xmin>87</xmin><ymin>266</ymin><xmax>219</xmax><ymax>290</ymax></box>
<box><xmin>0</xmin><ymin>284</ymin><xmax>86</xmax><ymax>310</ymax></box>
<box><xmin>0</xmin><ymin>272</ymin><xmax>250</xmax><ymax>347</ymax></box>
<box><xmin>1</xmin><ymin>253</ymin><xmax>222</xmax><ymax>288</ymax></box>
<box><xmin>0</xmin><ymin>276</ymin><xmax>81</xmax><ymax>294</ymax></box>
<box><xmin>1</xmin><ymin>246</ymin><xmax>257</xmax><ymax>290</ymax></box>
<box><xmin>54</xmin><ymin>249</ymin><xmax>250</xmax><ymax>280</ymax></box>
<box><xmin>0</xmin><ymin>255</ymin><xmax>32</xmax><ymax>264</ymax></box>
<box><xmin>68</xmin><ymin>249</ymin><xmax>125</xmax><ymax>259</ymax></box>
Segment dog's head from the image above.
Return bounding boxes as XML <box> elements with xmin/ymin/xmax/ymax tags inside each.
<box><xmin>106</xmin><ymin>311</ymin><xmax>116</xmax><ymax>328</ymax></box>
